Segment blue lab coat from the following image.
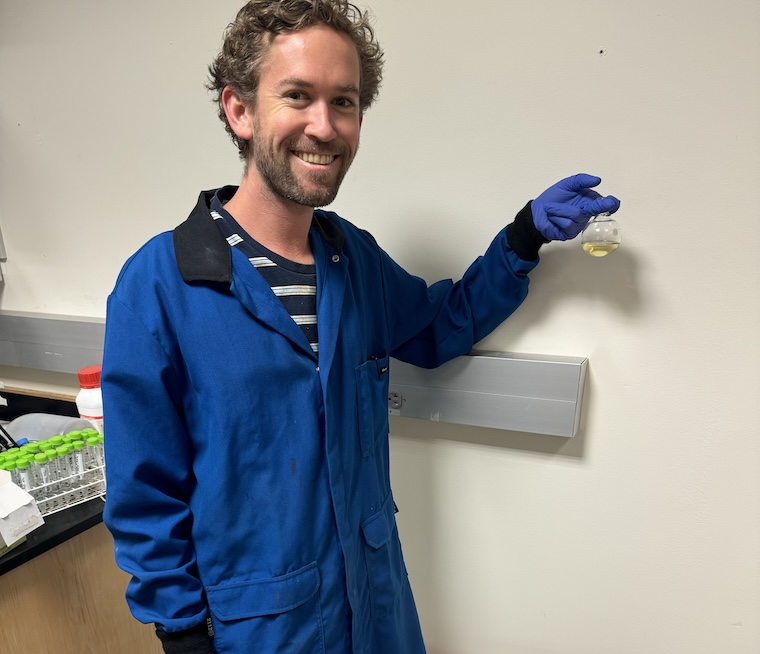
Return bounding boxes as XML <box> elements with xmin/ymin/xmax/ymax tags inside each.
<box><xmin>102</xmin><ymin>189</ymin><xmax>539</xmax><ymax>653</ymax></box>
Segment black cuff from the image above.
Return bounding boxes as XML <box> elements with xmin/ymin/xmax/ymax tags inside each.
<box><xmin>506</xmin><ymin>201</ymin><xmax>548</xmax><ymax>262</ymax></box>
<box><xmin>156</xmin><ymin>622</ymin><xmax>215</xmax><ymax>654</ymax></box>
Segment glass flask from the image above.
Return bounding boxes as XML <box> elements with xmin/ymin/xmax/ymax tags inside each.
<box><xmin>581</xmin><ymin>213</ymin><xmax>622</xmax><ymax>257</ymax></box>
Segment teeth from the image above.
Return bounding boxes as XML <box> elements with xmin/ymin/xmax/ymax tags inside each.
<box><xmin>297</xmin><ymin>152</ymin><xmax>334</xmax><ymax>165</ymax></box>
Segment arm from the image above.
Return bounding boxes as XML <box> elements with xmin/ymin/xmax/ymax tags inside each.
<box><xmin>382</xmin><ymin>203</ymin><xmax>537</xmax><ymax>368</ymax></box>
<box><xmin>384</xmin><ymin>174</ymin><xmax>620</xmax><ymax>367</ymax></box>
<box><xmin>102</xmin><ymin>294</ymin><xmax>213</xmax><ymax>652</ymax></box>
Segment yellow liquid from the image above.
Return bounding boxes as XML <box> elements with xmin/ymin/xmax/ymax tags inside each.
<box><xmin>582</xmin><ymin>242</ymin><xmax>619</xmax><ymax>257</ymax></box>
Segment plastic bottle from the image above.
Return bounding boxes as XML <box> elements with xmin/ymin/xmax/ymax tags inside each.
<box><xmin>76</xmin><ymin>366</ymin><xmax>104</xmax><ymax>434</ymax></box>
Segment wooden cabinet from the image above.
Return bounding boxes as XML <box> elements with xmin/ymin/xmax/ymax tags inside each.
<box><xmin>0</xmin><ymin>523</ymin><xmax>162</xmax><ymax>653</ymax></box>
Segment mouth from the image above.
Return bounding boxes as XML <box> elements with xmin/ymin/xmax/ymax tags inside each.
<box><xmin>294</xmin><ymin>151</ymin><xmax>337</xmax><ymax>166</ymax></box>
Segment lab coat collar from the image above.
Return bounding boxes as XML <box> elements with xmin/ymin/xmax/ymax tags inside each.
<box><xmin>173</xmin><ymin>187</ymin><xmax>346</xmax><ymax>284</ymax></box>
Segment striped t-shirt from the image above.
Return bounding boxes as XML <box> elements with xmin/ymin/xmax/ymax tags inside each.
<box><xmin>210</xmin><ymin>192</ymin><xmax>319</xmax><ymax>357</ymax></box>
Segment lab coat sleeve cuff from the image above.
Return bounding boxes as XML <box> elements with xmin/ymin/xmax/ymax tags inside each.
<box><xmin>506</xmin><ymin>201</ymin><xmax>548</xmax><ymax>262</ymax></box>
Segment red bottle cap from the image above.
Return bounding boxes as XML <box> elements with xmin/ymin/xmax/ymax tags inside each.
<box><xmin>78</xmin><ymin>365</ymin><xmax>102</xmax><ymax>389</ymax></box>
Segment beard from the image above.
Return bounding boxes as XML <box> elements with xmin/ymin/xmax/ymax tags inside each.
<box><xmin>250</xmin><ymin>124</ymin><xmax>356</xmax><ymax>208</ymax></box>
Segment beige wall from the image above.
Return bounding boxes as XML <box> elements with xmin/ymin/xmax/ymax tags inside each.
<box><xmin>1</xmin><ymin>1</ymin><xmax>759</xmax><ymax>652</ymax></box>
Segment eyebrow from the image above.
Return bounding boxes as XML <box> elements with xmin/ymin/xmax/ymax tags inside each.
<box><xmin>276</xmin><ymin>77</ymin><xmax>360</xmax><ymax>96</ymax></box>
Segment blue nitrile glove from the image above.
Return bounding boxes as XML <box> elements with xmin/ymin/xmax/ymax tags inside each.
<box><xmin>532</xmin><ymin>174</ymin><xmax>621</xmax><ymax>241</ymax></box>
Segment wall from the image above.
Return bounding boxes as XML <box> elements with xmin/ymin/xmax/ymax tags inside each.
<box><xmin>1</xmin><ymin>1</ymin><xmax>759</xmax><ymax>652</ymax></box>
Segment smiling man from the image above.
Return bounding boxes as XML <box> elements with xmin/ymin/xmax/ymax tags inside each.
<box><xmin>223</xmin><ymin>23</ymin><xmax>362</xmax><ymax>226</ymax></box>
<box><xmin>101</xmin><ymin>2</ymin><xmax>620</xmax><ymax>653</ymax></box>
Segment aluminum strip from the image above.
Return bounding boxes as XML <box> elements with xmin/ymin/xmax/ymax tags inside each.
<box><xmin>389</xmin><ymin>350</ymin><xmax>588</xmax><ymax>437</ymax></box>
<box><xmin>0</xmin><ymin>311</ymin><xmax>105</xmax><ymax>374</ymax></box>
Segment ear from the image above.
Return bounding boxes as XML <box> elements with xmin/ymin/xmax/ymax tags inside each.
<box><xmin>222</xmin><ymin>86</ymin><xmax>254</xmax><ymax>141</ymax></box>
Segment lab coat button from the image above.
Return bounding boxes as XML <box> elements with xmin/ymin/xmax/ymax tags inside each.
<box><xmin>332</xmin><ymin>254</ymin><xmax>340</xmax><ymax>263</ymax></box>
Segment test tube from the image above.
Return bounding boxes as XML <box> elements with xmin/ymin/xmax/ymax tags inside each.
<box><xmin>86</xmin><ymin>436</ymin><xmax>105</xmax><ymax>496</ymax></box>
<box><xmin>15</xmin><ymin>458</ymin><xmax>32</xmax><ymax>492</ymax></box>
<box><xmin>46</xmin><ymin>450</ymin><xmax>63</xmax><ymax>512</ymax></box>
<box><xmin>2</xmin><ymin>461</ymin><xmax>18</xmax><ymax>486</ymax></box>
<box><xmin>55</xmin><ymin>445</ymin><xmax>72</xmax><ymax>506</ymax></box>
<box><xmin>32</xmin><ymin>452</ymin><xmax>51</xmax><ymax>513</ymax></box>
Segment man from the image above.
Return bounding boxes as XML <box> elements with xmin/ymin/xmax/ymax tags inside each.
<box><xmin>101</xmin><ymin>1</ymin><xmax>620</xmax><ymax>653</ymax></box>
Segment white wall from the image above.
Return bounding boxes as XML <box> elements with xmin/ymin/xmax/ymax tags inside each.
<box><xmin>2</xmin><ymin>1</ymin><xmax>759</xmax><ymax>652</ymax></box>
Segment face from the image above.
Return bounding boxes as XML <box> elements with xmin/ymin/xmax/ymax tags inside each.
<box><xmin>247</xmin><ymin>25</ymin><xmax>362</xmax><ymax>208</ymax></box>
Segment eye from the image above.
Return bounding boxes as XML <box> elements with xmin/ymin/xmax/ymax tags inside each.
<box><xmin>284</xmin><ymin>91</ymin><xmax>307</xmax><ymax>102</ymax></box>
<box><xmin>334</xmin><ymin>97</ymin><xmax>357</xmax><ymax>109</ymax></box>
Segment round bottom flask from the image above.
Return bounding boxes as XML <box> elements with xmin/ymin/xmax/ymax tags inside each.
<box><xmin>581</xmin><ymin>213</ymin><xmax>622</xmax><ymax>257</ymax></box>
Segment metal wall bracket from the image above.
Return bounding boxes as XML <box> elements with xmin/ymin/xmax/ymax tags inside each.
<box><xmin>0</xmin><ymin>311</ymin><xmax>105</xmax><ymax>374</ymax></box>
<box><xmin>388</xmin><ymin>350</ymin><xmax>588</xmax><ymax>437</ymax></box>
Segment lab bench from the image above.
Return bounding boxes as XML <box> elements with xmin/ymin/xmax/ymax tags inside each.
<box><xmin>0</xmin><ymin>382</ymin><xmax>161</xmax><ymax>653</ymax></box>
<box><xmin>0</xmin><ymin>507</ymin><xmax>161</xmax><ymax>653</ymax></box>
<box><xmin>0</xmin><ymin>497</ymin><xmax>104</xmax><ymax>576</ymax></box>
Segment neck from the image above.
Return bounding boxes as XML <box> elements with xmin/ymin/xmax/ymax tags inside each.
<box><xmin>224</xmin><ymin>174</ymin><xmax>315</xmax><ymax>265</ymax></box>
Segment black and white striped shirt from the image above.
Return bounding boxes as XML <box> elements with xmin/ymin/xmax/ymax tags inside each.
<box><xmin>211</xmin><ymin>192</ymin><xmax>319</xmax><ymax>357</ymax></box>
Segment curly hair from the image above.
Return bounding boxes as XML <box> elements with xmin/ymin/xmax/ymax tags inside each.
<box><xmin>207</xmin><ymin>0</ymin><xmax>384</xmax><ymax>161</ymax></box>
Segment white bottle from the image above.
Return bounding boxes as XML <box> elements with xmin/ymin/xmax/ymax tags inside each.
<box><xmin>76</xmin><ymin>365</ymin><xmax>104</xmax><ymax>434</ymax></box>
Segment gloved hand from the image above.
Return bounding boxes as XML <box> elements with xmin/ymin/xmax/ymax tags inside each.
<box><xmin>532</xmin><ymin>174</ymin><xmax>621</xmax><ymax>241</ymax></box>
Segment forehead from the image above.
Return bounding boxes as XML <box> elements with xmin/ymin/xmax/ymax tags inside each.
<box><xmin>260</xmin><ymin>24</ymin><xmax>361</xmax><ymax>89</ymax></box>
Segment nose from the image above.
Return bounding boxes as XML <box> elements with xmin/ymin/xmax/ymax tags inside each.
<box><xmin>303</xmin><ymin>101</ymin><xmax>337</xmax><ymax>142</ymax></box>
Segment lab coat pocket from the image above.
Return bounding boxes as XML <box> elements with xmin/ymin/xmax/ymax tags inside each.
<box><xmin>205</xmin><ymin>562</ymin><xmax>324</xmax><ymax>653</ymax></box>
<box><xmin>361</xmin><ymin>490</ymin><xmax>406</xmax><ymax>620</ymax></box>
<box><xmin>355</xmin><ymin>355</ymin><xmax>390</xmax><ymax>458</ymax></box>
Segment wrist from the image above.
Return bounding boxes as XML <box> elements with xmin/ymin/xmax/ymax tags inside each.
<box><xmin>506</xmin><ymin>201</ymin><xmax>548</xmax><ymax>261</ymax></box>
